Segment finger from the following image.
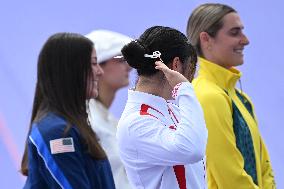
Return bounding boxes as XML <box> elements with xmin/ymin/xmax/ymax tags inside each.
<box><xmin>155</xmin><ymin>61</ymin><xmax>169</xmax><ymax>72</ymax></box>
<box><xmin>155</xmin><ymin>61</ymin><xmax>164</xmax><ymax>67</ymax></box>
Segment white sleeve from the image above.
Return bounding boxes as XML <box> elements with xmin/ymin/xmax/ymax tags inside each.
<box><xmin>172</xmin><ymin>82</ymin><xmax>208</xmax><ymax>163</ymax></box>
<box><xmin>127</xmin><ymin>82</ymin><xmax>208</xmax><ymax>166</ymax></box>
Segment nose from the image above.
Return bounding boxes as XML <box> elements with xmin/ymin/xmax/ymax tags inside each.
<box><xmin>96</xmin><ymin>64</ymin><xmax>104</xmax><ymax>76</ymax></box>
<box><xmin>240</xmin><ymin>33</ymin><xmax>250</xmax><ymax>46</ymax></box>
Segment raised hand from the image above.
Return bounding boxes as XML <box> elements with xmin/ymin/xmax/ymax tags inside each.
<box><xmin>155</xmin><ymin>61</ymin><xmax>189</xmax><ymax>88</ymax></box>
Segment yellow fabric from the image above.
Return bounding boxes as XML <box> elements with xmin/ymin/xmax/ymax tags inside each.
<box><xmin>193</xmin><ymin>57</ymin><xmax>276</xmax><ymax>189</ymax></box>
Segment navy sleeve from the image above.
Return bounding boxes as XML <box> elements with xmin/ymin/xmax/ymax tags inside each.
<box><xmin>24</xmin><ymin>139</ymin><xmax>51</xmax><ymax>189</ymax></box>
<box><xmin>26</xmin><ymin>115</ymin><xmax>92</xmax><ymax>189</ymax></box>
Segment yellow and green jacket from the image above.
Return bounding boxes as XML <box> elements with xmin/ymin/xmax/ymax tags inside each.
<box><xmin>193</xmin><ymin>57</ymin><xmax>276</xmax><ymax>189</ymax></box>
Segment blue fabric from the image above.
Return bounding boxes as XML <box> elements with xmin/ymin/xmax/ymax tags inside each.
<box><xmin>23</xmin><ymin>112</ymin><xmax>115</xmax><ymax>189</ymax></box>
<box><xmin>29</xmin><ymin>125</ymin><xmax>73</xmax><ymax>189</ymax></box>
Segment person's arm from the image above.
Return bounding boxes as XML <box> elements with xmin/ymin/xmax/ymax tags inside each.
<box><xmin>199</xmin><ymin>92</ymin><xmax>259</xmax><ymax>189</ymax></box>
<box><xmin>259</xmin><ymin>139</ymin><xmax>276</xmax><ymax>189</ymax></box>
<box><xmin>240</xmin><ymin>91</ymin><xmax>276</xmax><ymax>188</ymax></box>
<box><xmin>125</xmin><ymin>82</ymin><xmax>207</xmax><ymax>166</ymax></box>
<box><xmin>29</xmin><ymin>124</ymin><xmax>93</xmax><ymax>189</ymax></box>
<box><xmin>126</xmin><ymin>60</ymin><xmax>207</xmax><ymax>165</ymax></box>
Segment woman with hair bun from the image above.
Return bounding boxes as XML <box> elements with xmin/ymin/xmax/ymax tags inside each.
<box><xmin>117</xmin><ymin>26</ymin><xmax>208</xmax><ymax>189</ymax></box>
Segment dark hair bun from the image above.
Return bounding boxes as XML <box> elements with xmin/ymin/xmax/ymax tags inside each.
<box><xmin>121</xmin><ymin>40</ymin><xmax>156</xmax><ymax>74</ymax></box>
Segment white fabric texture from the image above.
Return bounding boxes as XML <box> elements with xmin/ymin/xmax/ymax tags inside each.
<box><xmin>85</xmin><ymin>30</ymin><xmax>132</xmax><ymax>64</ymax></box>
<box><xmin>117</xmin><ymin>82</ymin><xmax>208</xmax><ymax>189</ymax></box>
<box><xmin>88</xmin><ymin>99</ymin><xmax>132</xmax><ymax>189</ymax></box>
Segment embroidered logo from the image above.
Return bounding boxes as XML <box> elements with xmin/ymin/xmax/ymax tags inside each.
<box><xmin>50</xmin><ymin>137</ymin><xmax>75</xmax><ymax>154</ymax></box>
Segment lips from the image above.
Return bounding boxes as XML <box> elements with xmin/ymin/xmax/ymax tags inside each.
<box><xmin>234</xmin><ymin>48</ymin><xmax>244</xmax><ymax>55</ymax></box>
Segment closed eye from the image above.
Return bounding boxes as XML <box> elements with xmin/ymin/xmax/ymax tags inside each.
<box><xmin>228</xmin><ymin>26</ymin><xmax>244</xmax><ymax>36</ymax></box>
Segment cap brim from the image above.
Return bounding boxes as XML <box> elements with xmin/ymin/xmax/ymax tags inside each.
<box><xmin>113</xmin><ymin>55</ymin><xmax>124</xmax><ymax>59</ymax></box>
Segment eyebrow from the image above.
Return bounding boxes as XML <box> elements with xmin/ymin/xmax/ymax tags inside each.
<box><xmin>91</xmin><ymin>57</ymin><xmax>97</xmax><ymax>61</ymax></box>
<box><xmin>230</xmin><ymin>26</ymin><xmax>244</xmax><ymax>30</ymax></box>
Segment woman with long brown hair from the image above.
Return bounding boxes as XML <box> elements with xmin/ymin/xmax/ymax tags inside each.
<box><xmin>21</xmin><ymin>32</ymin><xmax>115</xmax><ymax>189</ymax></box>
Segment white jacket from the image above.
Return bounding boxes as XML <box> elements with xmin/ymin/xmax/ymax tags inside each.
<box><xmin>117</xmin><ymin>82</ymin><xmax>208</xmax><ymax>189</ymax></box>
<box><xmin>88</xmin><ymin>99</ymin><xmax>132</xmax><ymax>189</ymax></box>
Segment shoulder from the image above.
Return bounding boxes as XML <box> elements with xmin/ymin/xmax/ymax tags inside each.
<box><xmin>193</xmin><ymin>77</ymin><xmax>223</xmax><ymax>95</ymax></box>
<box><xmin>118</xmin><ymin>109</ymin><xmax>163</xmax><ymax>137</ymax></box>
<box><xmin>32</xmin><ymin>113</ymin><xmax>79</xmax><ymax>142</ymax></box>
<box><xmin>195</xmin><ymin>89</ymin><xmax>230</xmax><ymax>110</ymax></box>
<box><xmin>119</xmin><ymin>109</ymin><xmax>159</xmax><ymax>127</ymax></box>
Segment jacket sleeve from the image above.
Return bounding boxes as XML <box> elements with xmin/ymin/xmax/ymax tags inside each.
<box><xmin>242</xmin><ymin>92</ymin><xmax>276</xmax><ymax>188</ymax></box>
<box><xmin>125</xmin><ymin>82</ymin><xmax>208</xmax><ymax>166</ymax></box>
<box><xmin>29</xmin><ymin>124</ymin><xmax>93</xmax><ymax>189</ymax></box>
<box><xmin>88</xmin><ymin>100</ymin><xmax>132</xmax><ymax>189</ymax></box>
<box><xmin>260</xmin><ymin>139</ymin><xmax>276</xmax><ymax>189</ymax></box>
<box><xmin>198</xmin><ymin>92</ymin><xmax>259</xmax><ymax>189</ymax></box>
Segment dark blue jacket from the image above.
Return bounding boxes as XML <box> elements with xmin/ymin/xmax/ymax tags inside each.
<box><xmin>23</xmin><ymin>112</ymin><xmax>115</xmax><ymax>189</ymax></box>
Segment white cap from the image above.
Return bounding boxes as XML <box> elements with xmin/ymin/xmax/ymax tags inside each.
<box><xmin>85</xmin><ymin>30</ymin><xmax>132</xmax><ymax>64</ymax></box>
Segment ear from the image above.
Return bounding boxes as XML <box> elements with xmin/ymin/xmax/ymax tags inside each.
<box><xmin>171</xmin><ymin>57</ymin><xmax>183</xmax><ymax>73</ymax></box>
<box><xmin>199</xmin><ymin>31</ymin><xmax>212</xmax><ymax>52</ymax></box>
<box><xmin>200</xmin><ymin>31</ymin><xmax>211</xmax><ymax>44</ymax></box>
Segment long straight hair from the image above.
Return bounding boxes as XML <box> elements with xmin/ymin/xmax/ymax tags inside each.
<box><xmin>21</xmin><ymin>33</ymin><xmax>106</xmax><ymax>176</ymax></box>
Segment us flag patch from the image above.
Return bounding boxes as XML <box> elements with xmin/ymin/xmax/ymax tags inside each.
<box><xmin>50</xmin><ymin>137</ymin><xmax>75</xmax><ymax>154</ymax></box>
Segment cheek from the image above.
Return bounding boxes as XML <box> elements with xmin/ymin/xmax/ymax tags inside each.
<box><xmin>222</xmin><ymin>40</ymin><xmax>236</xmax><ymax>52</ymax></box>
<box><xmin>213</xmin><ymin>45</ymin><xmax>231</xmax><ymax>60</ymax></box>
<box><xmin>86</xmin><ymin>76</ymin><xmax>97</xmax><ymax>98</ymax></box>
<box><xmin>106</xmin><ymin>66</ymin><xmax>122</xmax><ymax>78</ymax></box>
<box><xmin>92</xmin><ymin>67</ymin><xmax>98</xmax><ymax>80</ymax></box>
<box><xmin>89</xmin><ymin>83</ymin><xmax>99</xmax><ymax>98</ymax></box>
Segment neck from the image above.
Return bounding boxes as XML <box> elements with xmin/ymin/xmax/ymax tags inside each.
<box><xmin>97</xmin><ymin>82</ymin><xmax>116</xmax><ymax>109</ymax></box>
<box><xmin>135</xmin><ymin>75</ymin><xmax>172</xmax><ymax>100</ymax></box>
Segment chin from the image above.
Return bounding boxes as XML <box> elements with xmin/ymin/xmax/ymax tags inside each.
<box><xmin>93</xmin><ymin>92</ymin><xmax>99</xmax><ymax>98</ymax></box>
<box><xmin>123</xmin><ymin>81</ymin><xmax>130</xmax><ymax>87</ymax></box>
<box><xmin>232</xmin><ymin>58</ymin><xmax>244</xmax><ymax>67</ymax></box>
<box><xmin>237</xmin><ymin>61</ymin><xmax>244</xmax><ymax>66</ymax></box>
<box><xmin>117</xmin><ymin>81</ymin><xmax>129</xmax><ymax>88</ymax></box>
<box><xmin>88</xmin><ymin>90</ymin><xmax>99</xmax><ymax>99</ymax></box>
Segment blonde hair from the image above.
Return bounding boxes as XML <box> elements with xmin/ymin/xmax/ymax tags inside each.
<box><xmin>186</xmin><ymin>3</ymin><xmax>236</xmax><ymax>56</ymax></box>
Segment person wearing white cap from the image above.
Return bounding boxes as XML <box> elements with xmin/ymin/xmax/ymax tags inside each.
<box><xmin>86</xmin><ymin>30</ymin><xmax>132</xmax><ymax>189</ymax></box>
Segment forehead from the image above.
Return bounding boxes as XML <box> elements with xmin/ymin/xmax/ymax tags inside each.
<box><xmin>221</xmin><ymin>12</ymin><xmax>244</xmax><ymax>30</ymax></box>
<box><xmin>104</xmin><ymin>56</ymin><xmax>126</xmax><ymax>64</ymax></box>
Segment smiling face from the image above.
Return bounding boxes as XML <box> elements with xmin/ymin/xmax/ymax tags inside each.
<box><xmin>205</xmin><ymin>12</ymin><xmax>250</xmax><ymax>69</ymax></box>
<box><xmin>87</xmin><ymin>48</ymin><xmax>104</xmax><ymax>99</ymax></box>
